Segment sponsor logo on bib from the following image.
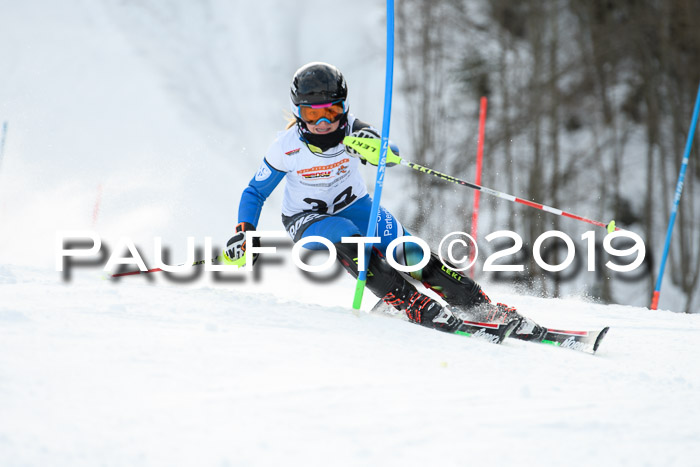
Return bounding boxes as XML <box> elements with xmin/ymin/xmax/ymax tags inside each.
<box><xmin>297</xmin><ymin>159</ymin><xmax>350</xmax><ymax>180</ymax></box>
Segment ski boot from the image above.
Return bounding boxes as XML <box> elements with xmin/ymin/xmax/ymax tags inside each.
<box><xmin>410</xmin><ymin>253</ymin><xmax>545</xmax><ymax>340</ymax></box>
<box><xmin>472</xmin><ymin>301</ymin><xmax>546</xmax><ymax>341</ymax></box>
<box><xmin>382</xmin><ymin>280</ymin><xmax>459</xmax><ymax>332</ymax></box>
<box><xmin>335</xmin><ymin>241</ymin><xmax>458</xmax><ymax>332</ymax></box>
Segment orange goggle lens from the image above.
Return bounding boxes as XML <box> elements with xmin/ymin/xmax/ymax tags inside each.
<box><xmin>298</xmin><ymin>101</ymin><xmax>345</xmax><ymax>125</ymax></box>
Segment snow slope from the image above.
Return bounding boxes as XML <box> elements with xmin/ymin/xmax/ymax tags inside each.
<box><xmin>1</xmin><ymin>2</ymin><xmax>699</xmax><ymax>466</ymax></box>
<box><xmin>0</xmin><ymin>0</ymin><xmax>387</xmax><ymax>270</ymax></box>
<box><xmin>1</xmin><ymin>264</ymin><xmax>699</xmax><ymax>467</ymax></box>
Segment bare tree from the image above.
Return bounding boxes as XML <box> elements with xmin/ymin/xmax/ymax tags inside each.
<box><xmin>395</xmin><ymin>0</ymin><xmax>700</xmax><ymax>311</ymax></box>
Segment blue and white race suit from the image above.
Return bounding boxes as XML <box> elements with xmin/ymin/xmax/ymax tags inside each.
<box><xmin>237</xmin><ymin>114</ymin><xmax>416</xmax><ymax>262</ymax></box>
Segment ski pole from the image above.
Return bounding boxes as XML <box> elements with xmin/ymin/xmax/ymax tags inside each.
<box><xmin>344</xmin><ymin>136</ymin><xmax>618</xmax><ymax>232</ymax></box>
<box><xmin>400</xmin><ymin>159</ymin><xmax>618</xmax><ymax>231</ymax></box>
<box><xmin>109</xmin><ymin>256</ymin><xmax>222</xmax><ymax>278</ymax></box>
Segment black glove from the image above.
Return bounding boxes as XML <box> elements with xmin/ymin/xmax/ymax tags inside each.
<box><xmin>222</xmin><ymin>222</ymin><xmax>260</xmax><ymax>266</ymax></box>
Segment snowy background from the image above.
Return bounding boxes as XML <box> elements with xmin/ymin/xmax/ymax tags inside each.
<box><xmin>1</xmin><ymin>1</ymin><xmax>699</xmax><ymax>466</ymax></box>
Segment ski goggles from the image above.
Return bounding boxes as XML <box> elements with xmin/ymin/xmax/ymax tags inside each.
<box><xmin>297</xmin><ymin>100</ymin><xmax>346</xmax><ymax>125</ymax></box>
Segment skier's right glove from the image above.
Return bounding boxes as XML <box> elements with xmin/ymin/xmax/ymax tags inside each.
<box><xmin>344</xmin><ymin>127</ymin><xmax>402</xmax><ymax>167</ymax></box>
<box><xmin>222</xmin><ymin>222</ymin><xmax>260</xmax><ymax>267</ymax></box>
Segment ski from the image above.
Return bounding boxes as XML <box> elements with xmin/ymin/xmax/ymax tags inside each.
<box><xmin>371</xmin><ymin>298</ymin><xmax>609</xmax><ymax>351</ymax></box>
<box><xmin>452</xmin><ymin>317</ymin><xmax>521</xmax><ymax>344</ymax></box>
<box><xmin>370</xmin><ymin>299</ymin><xmax>518</xmax><ymax>344</ymax></box>
<box><xmin>536</xmin><ymin>327</ymin><xmax>610</xmax><ymax>354</ymax></box>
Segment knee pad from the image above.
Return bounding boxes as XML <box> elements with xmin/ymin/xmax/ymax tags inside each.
<box><xmin>335</xmin><ymin>240</ymin><xmax>412</xmax><ymax>299</ymax></box>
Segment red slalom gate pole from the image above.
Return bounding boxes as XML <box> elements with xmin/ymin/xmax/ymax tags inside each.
<box><xmin>91</xmin><ymin>183</ymin><xmax>103</xmax><ymax>228</ymax></box>
<box><xmin>469</xmin><ymin>97</ymin><xmax>487</xmax><ymax>278</ymax></box>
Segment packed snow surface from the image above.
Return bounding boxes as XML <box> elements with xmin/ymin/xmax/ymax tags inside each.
<box><xmin>1</xmin><ymin>1</ymin><xmax>699</xmax><ymax>466</ymax></box>
<box><xmin>1</xmin><ymin>265</ymin><xmax>698</xmax><ymax>467</ymax></box>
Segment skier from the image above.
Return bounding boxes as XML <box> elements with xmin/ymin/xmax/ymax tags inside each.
<box><xmin>222</xmin><ymin>61</ymin><xmax>545</xmax><ymax>340</ymax></box>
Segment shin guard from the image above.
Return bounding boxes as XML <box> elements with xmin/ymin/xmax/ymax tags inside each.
<box><xmin>334</xmin><ymin>242</ymin><xmax>447</xmax><ymax>327</ymax></box>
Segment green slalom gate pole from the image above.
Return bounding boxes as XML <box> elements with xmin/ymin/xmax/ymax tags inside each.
<box><xmin>352</xmin><ymin>0</ymin><xmax>395</xmax><ymax>310</ymax></box>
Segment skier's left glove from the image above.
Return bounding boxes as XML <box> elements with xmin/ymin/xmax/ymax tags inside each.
<box><xmin>222</xmin><ymin>222</ymin><xmax>260</xmax><ymax>267</ymax></box>
<box><xmin>344</xmin><ymin>127</ymin><xmax>401</xmax><ymax>167</ymax></box>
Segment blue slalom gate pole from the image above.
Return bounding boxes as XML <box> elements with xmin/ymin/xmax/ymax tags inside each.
<box><xmin>0</xmin><ymin>121</ymin><xmax>7</xmax><ymax>172</ymax></box>
<box><xmin>651</xmin><ymin>82</ymin><xmax>700</xmax><ymax>310</ymax></box>
<box><xmin>352</xmin><ymin>0</ymin><xmax>395</xmax><ymax>310</ymax></box>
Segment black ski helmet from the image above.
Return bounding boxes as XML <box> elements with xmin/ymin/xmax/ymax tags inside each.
<box><xmin>290</xmin><ymin>62</ymin><xmax>348</xmax><ymax>106</ymax></box>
